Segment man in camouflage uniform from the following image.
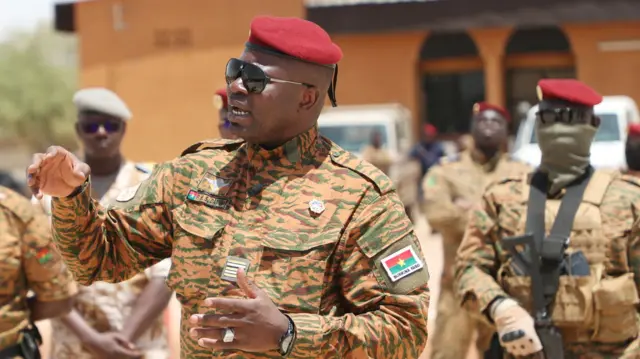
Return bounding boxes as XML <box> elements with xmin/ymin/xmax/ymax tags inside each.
<box><xmin>625</xmin><ymin>123</ymin><xmax>640</xmax><ymax>178</ymax></box>
<box><xmin>361</xmin><ymin>130</ymin><xmax>392</xmax><ymax>175</ymax></box>
<box><xmin>455</xmin><ymin>79</ymin><xmax>640</xmax><ymax>358</ymax></box>
<box><xmin>213</xmin><ymin>88</ymin><xmax>238</xmax><ymax>140</ymax></box>
<box><xmin>425</xmin><ymin>102</ymin><xmax>531</xmax><ymax>359</ymax></box>
<box><xmin>32</xmin><ymin>88</ymin><xmax>173</xmax><ymax>359</ymax></box>
<box><xmin>0</xmin><ymin>185</ymin><xmax>77</xmax><ymax>359</ymax></box>
<box><xmin>26</xmin><ymin>16</ymin><xmax>430</xmax><ymax>359</ymax></box>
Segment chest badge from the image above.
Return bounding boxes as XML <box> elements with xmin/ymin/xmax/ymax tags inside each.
<box><xmin>221</xmin><ymin>256</ymin><xmax>251</xmax><ymax>283</ymax></box>
<box><xmin>309</xmin><ymin>198</ymin><xmax>325</xmax><ymax>215</ymax></box>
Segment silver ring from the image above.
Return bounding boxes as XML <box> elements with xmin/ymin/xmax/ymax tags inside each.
<box><xmin>222</xmin><ymin>328</ymin><xmax>235</xmax><ymax>343</ymax></box>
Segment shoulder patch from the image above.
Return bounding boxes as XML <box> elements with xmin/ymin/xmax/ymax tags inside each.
<box><xmin>134</xmin><ymin>162</ymin><xmax>156</xmax><ymax>174</ymax></box>
<box><xmin>0</xmin><ymin>186</ymin><xmax>35</xmax><ymax>223</ymax></box>
<box><xmin>180</xmin><ymin>138</ymin><xmax>244</xmax><ymax>157</ymax></box>
<box><xmin>329</xmin><ymin>144</ymin><xmax>394</xmax><ymax>195</ymax></box>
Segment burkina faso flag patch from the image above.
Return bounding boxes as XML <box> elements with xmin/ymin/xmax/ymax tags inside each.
<box><xmin>381</xmin><ymin>245</ymin><xmax>424</xmax><ymax>282</ymax></box>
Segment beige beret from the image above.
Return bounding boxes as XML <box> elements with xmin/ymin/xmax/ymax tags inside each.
<box><xmin>73</xmin><ymin>87</ymin><xmax>132</xmax><ymax>121</ymax></box>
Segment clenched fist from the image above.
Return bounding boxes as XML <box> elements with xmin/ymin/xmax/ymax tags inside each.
<box><xmin>26</xmin><ymin>146</ymin><xmax>91</xmax><ymax>199</ymax></box>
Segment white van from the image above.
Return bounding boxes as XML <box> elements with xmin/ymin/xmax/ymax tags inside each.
<box><xmin>512</xmin><ymin>96</ymin><xmax>640</xmax><ymax>170</ymax></box>
<box><xmin>317</xmin><ymin>103</ymin><xmax>413</xmax><ymax>158</ymax></box>
<box><xmin>317</xmin><ymin>103</ymin><xmax>420</xmax><ymax>213</ymax></box>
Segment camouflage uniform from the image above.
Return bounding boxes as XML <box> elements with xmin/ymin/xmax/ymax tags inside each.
<box><xmin>34</xmin><ymin>161</ymin><xmax>171</xmax><ymax>359</ymax></box>
<box><xmin>0</xmin><ymin>186</ymin><xmax>77</xmax><ymax>357</ymax></box>
<box><xmin>424</xmin><ymin>150</ymin><xmax>531</xmax><ymax>358</ymax></box>
<box><xmin>455</xmin><ymin>169</ymin><xmax>640</xmax><ymax>358</ymax></box>
<box><xmin>48</xmin><ymin>126</ymin><xmax>431</xmax><ymax>358</ymax></box>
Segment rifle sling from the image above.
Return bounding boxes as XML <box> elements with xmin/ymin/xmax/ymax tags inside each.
<box><xmin>525</xmin><ymin>167</ymin><xmax>593</xmax><ymax>313</ymax></box>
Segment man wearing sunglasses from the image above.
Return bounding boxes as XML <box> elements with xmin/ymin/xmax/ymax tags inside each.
<box><xmin>32</xmin><ymin>87</ymin><xmax>173</xmax><ymax>359</ymax></box>
<box><xmin>27</xmin><ymin>16</ymin><xmax>430</xmax><ymax>359</ymax></box>
<box><xmin>455</xmin><ymin>79</ymin><xmax>640</xmax><ymax>358</ymax></box>
<box><xmin>424</xmin><ymin>102</ymin><xmax>531</xmax><ymax>359</ymax></box>
<box><xmin>213</xmin><ymin>88</ymin><xmax>238</xmax><ymax>140</ymax></box>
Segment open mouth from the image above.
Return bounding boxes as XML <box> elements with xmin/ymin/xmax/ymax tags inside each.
<box><xmin>230</xmin><ymin>106</ymin><xmax>251</xmax><ymax>117</ymax></box>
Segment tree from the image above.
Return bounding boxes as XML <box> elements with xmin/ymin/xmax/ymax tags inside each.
<box><xmin>0</xmin><ymin>22</ymin><xmax>79</xmax><ymax>151</ymax></box>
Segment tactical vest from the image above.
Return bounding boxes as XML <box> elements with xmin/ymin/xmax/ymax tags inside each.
<box><xmin>497</xmin><ymin>171</ymin><xmax>640</xmax><ymax>344</ymax></box>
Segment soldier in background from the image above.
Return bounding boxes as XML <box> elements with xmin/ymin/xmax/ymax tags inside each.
<box><xmin>0</xmin><ymin>185</ymin><xmax>76</xmax><ymax>359</ymax></box>
<box><xmin>33</xmin><ymin>88</ymin><xmax>173</xmax><ymax>359</ymax></box>
<box><xmin>625</xmin><ymin>123</ymin><xmax>640</xmax><ymax>177</ymax></box>
<box><xmin>361</xmin><ymin>130</ymin><xmax>392</xmax><ymax>175</ymax></box>
<box><xmin>456</xmin><ymin>79</ymin><xmax>640</xmax><ymax>358</ymax></box>
<box><xmin>213</xmin><ymin>88</ymin><xmax>239</xmax><ymax>140</ymax></box>
<box><xmin>425</xmin><ymin>102</ymin><xmax>531</xmax><ymax>359</ymax></box>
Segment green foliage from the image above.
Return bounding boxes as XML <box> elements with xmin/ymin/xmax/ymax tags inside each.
<box><xmin>0</xmin><ymin>22</ymin><xmax>79</xmax><ymax>151</ymax></box>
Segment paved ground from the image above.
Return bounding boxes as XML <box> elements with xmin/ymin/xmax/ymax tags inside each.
<box><xmin>37</xmin><ymin>210</ymin><xmax>481</xmax><ymax>359</ymax></box>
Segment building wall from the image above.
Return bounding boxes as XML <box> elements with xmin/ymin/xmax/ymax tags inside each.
<box><xmin>74</xmin><ymin>0</ymin><xmax>640</xmax><ymax>160</ymax></box>
<box><xmin>75</xmin><ymin>0</ymin><xmax>305</xmax><ymax>162</ymax></box>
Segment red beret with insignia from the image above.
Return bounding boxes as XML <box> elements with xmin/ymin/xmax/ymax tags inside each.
<box><xmin>473</xmin><ymin>101</ymin><xmax>511</xmax><ymax>122</ymax></box>
<box><xmin>247</xmin><ymin>16</ymin><xmax>343</xmax><ymax>66</ymax></box>
<box><xmin>536</xmin><ymin>79</ymin><xmax>603</xmax><ymax>107</ymax></box>
<box><xmin>628</xmin><ymin>124</ymin><xmax>640</xmax><ymax>138</ymax></box>
<box><xmin>423</xmin><ymin>123</ymin><xmax>437</xmax><ymax>136</ymax></box>
<box><xmin>213</xmin><ymin>88</ymin><xmax>228</xmax><ymax>110</ymax></box>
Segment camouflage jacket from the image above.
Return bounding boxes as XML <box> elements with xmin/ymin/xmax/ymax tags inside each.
<box><xmin>50</xmin><ymin>126</ymin><xmax>430</xmax><ymax>359</ymax></box>
<box><xmin>455</xmin><ymin>169</ymin><xmax>640</xmax><ymax>356</ymax></box>
<box><xmin>422</xmin><ymin>150</ymin><xmax>531</xmax><ymax>241</ymax></box>
<box><xmin>0</xmin><ymin>186</ymin><xmax>77</xmax><ymax>349</ymax></box>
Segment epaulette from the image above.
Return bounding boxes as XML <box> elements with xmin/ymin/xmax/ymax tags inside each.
<box><xmin>329</xmin><ymin>144</ymin><xmax>394</xmax><ymax>195</ymax></box>
<box><xmin>0</xmin><ymin>186</ymin><xmax>35</xmax><ymax>224</ymax></box>
<box><xmin>180</xmin><ymin>138</ymin><xmax>244</xmax><ymax>157</ymax></box>
<box><xmin>134</xmin><ymin>162</ymin><xmax>156</xmax><ymax>174</ymax></box>
<box><xmin>438</xmin><ymin>153</ymin><xmax>460</xmax><ymax>165</ymax></box>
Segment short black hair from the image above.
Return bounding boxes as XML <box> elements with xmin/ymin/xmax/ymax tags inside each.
<box><xmin>626</xmin><ymin>138</ymin><xmax>640</xmax><ymax>171</ymax></box>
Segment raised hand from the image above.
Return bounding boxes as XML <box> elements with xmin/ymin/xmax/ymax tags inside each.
<box><xmin>26</xmin><ymin>146</ymin><xmax>91</xmax><ymax>198</ymax></box>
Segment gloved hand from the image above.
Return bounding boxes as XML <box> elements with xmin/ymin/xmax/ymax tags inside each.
<box><xmin>490</xmin><ymin>297</ymin><xmax>543</xmax><ymax>357</ymax></box>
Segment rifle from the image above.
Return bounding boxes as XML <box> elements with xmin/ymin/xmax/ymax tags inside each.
<box><xmin>501</xmin><ymin>234</ymin><xmax>564</xmax><ymax>359</ymax></box>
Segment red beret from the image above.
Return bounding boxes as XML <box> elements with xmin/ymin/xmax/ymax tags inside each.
<box><xmin>247</xmin><ymin>16</ymin><xmax>343</xmax><ymax>66</ymax></box>
<box><xmin>537</xmin><ymin>79</ymin><xmax>602</xmax><ymax>107</ymax></box>
<box><xmin>628</xmin><ymin>124</ymin><xmax>640</xmax><ymax>137</ymax></box>
<box><xmin>473</xmin><ymin>101</ymin><xmax>511</xmax><ymax>122</ymax></box>
<box><xmin>423</xmin><ymin>123</ymin><xmax>437</xmax><ymax>136</ymax></box>
<box><xmin>213</xmin><ymin>88</ymin><xmax>228</xmax><ymax>110</ymax></box>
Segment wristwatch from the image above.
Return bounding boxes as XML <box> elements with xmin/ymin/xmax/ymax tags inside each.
<box><xmin>278</xmin><ymin>314</ymin><xmax>296</xmax><ymax>357</ymax></box>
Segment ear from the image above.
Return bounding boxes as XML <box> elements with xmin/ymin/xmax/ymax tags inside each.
<box><xmin>298</xmin><ymin>87</ymin><xmax>320</xmax><ymax>112</ymax></box>
<box><xmin>592</xmin><ymin>115</ymin><xmax>601</xmax><ymax>128</ymax></box>
<box><xmin>75</xmin><ymin>122</ymin><xmax>81</xmax><ymax>136</ymax></box>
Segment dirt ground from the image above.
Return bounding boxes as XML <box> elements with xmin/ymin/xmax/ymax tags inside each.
<box><xmin>36</xmin><ymin>211</ymin><xmax>481</xmax><ymax>359</ymax></box>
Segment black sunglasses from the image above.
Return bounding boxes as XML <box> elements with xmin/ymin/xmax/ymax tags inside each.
<box><xmin>80</xmin><ymin>121</ymin><xmax>122</xmax><ymax>134</ymax></box>
<box><xmin>536</xmin><ymin>108</ymin><xmax>593</xmax><ymax>125</ymax></box>
<box><xmin>225</xmin><ymin>58</ymin><xmax>314</xmax><ymax>95</ymax></box>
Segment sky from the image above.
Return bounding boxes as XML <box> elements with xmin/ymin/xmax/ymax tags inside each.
<box><xmin>0</xmin><ymin>0</ymin><xmax>57</xmax><ymax>36</ymax></box>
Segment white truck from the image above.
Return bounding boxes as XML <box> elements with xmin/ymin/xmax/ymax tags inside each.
<box><xmin>317</xmin><ymin>103</ymin><xmax>421</xmax><ymax>216</ymax></box>
<box><xmin>512</xmin><ymin>95</ymin><xmax>640</xmax><ymax>170</ymax></box>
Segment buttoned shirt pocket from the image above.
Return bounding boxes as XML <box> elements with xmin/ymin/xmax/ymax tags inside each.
<box><xmin>170</xmin><ymin>202</ymin><xmax>227</xmax><ymax>303</ymax></box>
<box><xmin>257</xmin><ymin>226</ymin><xmax>343</xmax><ymax>314</ymax></box>
<box><xmin>0</xmin><ymin>237</ymin><xmax>20</xmax><ymax>296</ymax></box>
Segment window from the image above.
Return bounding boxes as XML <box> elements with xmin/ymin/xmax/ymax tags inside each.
<box><xmin>422</xmin><ymin>71</ymin><xmax>485</xmax><ymax>134</ymax></box>
<box><xmin>530</xmin><ymin>113</ymin><xmax>620</xmax><ymax>143</ymax></box>
<box><xmin>319</xmin><ymin>124</ymin><xmax>388</xmax><ymax>154</ymax></box>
